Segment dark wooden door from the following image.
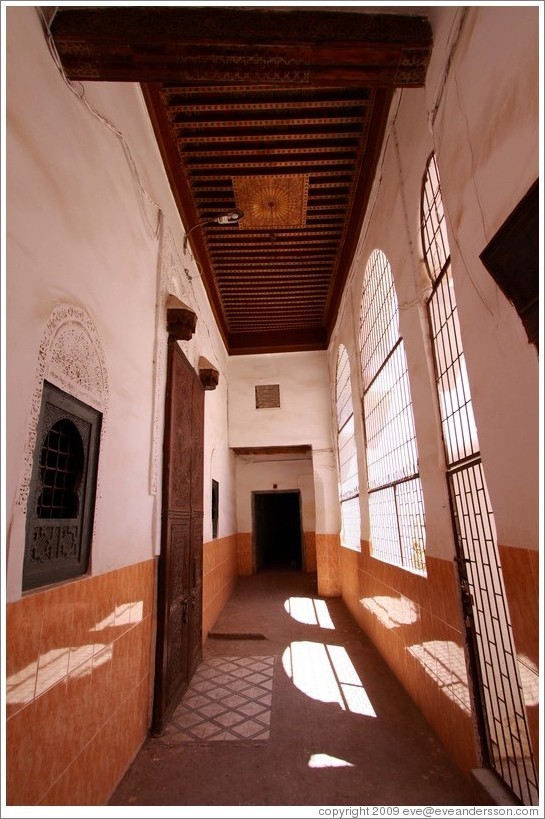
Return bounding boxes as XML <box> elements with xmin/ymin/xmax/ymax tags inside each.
<box><xmin>152</xmin><ymin>339</ymin><xmax>204</xmax><ymax>735</ymax></box>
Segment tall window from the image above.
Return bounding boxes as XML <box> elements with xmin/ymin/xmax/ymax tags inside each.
<box><xmin>359</xmin><ymin>250</ymin><xmax>426</xmax><ymax>573</ymax></box>
<box><xmin>421</xmin><ymin>153</ymin><xmax>536</xmax><ymax>804</ymax></box>
<box><xmin>335</xmin><ymin>345</ymin><xmax>361</xmax><ymax>551</ymax></box>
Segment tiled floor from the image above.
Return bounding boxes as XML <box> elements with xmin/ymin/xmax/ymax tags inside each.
<box><xmin>158</xmin><ymin>656</ymin><xmax>274</xmax><ymax>744</ymax></box>
<box><xmin>110</xmin><ymin>570</ymin><xmax>486</xmax><ymax>807</ymax></box>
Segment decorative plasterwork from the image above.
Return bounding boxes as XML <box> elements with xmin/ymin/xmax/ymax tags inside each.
<box><xmin>17</xmin><ymin>305</ymin><xmax>109</xmax><ymax>509</ymax></box>
<box><xmin>234</xmin><ymin>174</ymin><xmax>309</xmax><ymax>230</ymax></box>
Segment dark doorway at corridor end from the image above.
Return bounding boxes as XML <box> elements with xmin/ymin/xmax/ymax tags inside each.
<box><xmin>253</xmin><ymin>490</ymin><xmax>302</xmax><ymax>571</ymax></box>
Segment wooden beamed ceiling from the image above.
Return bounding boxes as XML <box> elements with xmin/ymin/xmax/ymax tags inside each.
<box><xmin>50</xmin><ymin>6</ymin><xmax>432</xmax><ymax>355</ymax></box>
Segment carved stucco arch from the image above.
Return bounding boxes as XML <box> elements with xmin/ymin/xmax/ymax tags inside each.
<box><xmin>17</xmin><ymin>304</ymin><xmax>109</xmax><ymax>509</ymax></box>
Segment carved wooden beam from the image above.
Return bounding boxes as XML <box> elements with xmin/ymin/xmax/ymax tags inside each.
<box><xmin>166</xmin><ymin>296</ymin><xmax>197</xmax><ymax>341</ymax></box>
<box><xmin>198</xmin><ymin>357</ymin><xmax>219</xmax><ymax>391</ymax></box>
<box><xmin>50</xmin><ymin>7</ymin><xmax>432</xmax><ymax>87</ymax></box>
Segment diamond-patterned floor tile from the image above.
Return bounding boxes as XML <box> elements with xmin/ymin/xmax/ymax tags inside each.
<box><xmin>215</xmin><ymin>711</ymin><xmax>245</xmax><ymax>728</ymax></box>
<box><xmin>200</xmin><ymin>702</ymin><xmax>227</xmax><ymax>717</ymax></box>
<box><xmin>238</xmin><ymin>701</ymin><xmax>267</xmax><ymax>717</ymax></box>
<box><xmin>170</xmin><ymin>710</ymin><xmax>203</xmax><ymax>729</ymax></box>
<box><xmin>231</xmin><ymin>719</ymin><xmax>265</xmax><ymax>738</ymax></box>
<box><xmin>157</xmin><ymin>656</ymin><xmax>275</xmax><ymax>745</ymax></box>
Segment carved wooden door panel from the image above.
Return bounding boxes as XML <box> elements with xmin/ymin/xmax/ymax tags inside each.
<box><xmin>152</xmin><ymin>339</ymin><xmax>204</xmax><ymax>735</ymax></box>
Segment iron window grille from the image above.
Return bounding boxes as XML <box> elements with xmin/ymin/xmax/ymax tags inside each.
<box><xmin>359</xmin><ymin>249</ymin><xmax>426</xmax><ymax>573</ymax></box>
<box><xmin>421</xmin><ymin>153</ymin><xmax>537</xmax><ymax>804</ymax></box>
<box><xmin>23</xmin><ymin>381</ymin><xmax>102</xmax><ymax>591</ymax></box>
<box><xmin>335</xmin><ymin>344</ymin><xmax>361</xmax><ymax>551</ymax></box>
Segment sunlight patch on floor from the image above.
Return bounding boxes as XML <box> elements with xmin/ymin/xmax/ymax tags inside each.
<box><xmin>282</xmin><ymin>641</ymin><xmax>376</xmax><ymax>717</ymax></box>
<box><xmin>284</xmin><ymin>596</ymin><xmax>335</xmax><ymax>629</ymax></box>
<box><xmin>308</xmin><ymin>753</ymin><xmax>355</xmax><ymax>768</ymax></box>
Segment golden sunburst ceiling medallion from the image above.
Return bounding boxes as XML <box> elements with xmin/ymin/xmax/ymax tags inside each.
<box><xmin>233</xmin><ymin>174</ymin><xmax>309</xmax><ymax>230</ymax></box>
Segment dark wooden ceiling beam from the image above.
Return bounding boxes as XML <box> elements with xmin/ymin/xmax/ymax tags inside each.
<box><xmin>232</xmin><ymin>446</ymin><xmax>312</xmax><ymax>457</ymax></box>
<box><xmin>50</xmin><ymin>7</ymin><xmax>432</xmax><ymax>87</ymax></box>
<box><xmin>227</xmin><ymin>327</ymin><xmax>327</xmax><ymax>355</ymax></box>
<box><xmin>182</xmin><ymin>132</ymin><xmax>364</xmax><ymax>145</ymax></box>
<box><xmin>167</xmin><ymin>98</ymin><xmax>370</xmax><ymax>114</ymax></box>
<box><xmin>174</xmin><ymin>116</ymin><xmax>366</xmax><ymax>131</ymax></box>
<box><xmin>92</xmin><ymin>8</ymin><xmax>433</xmax><ymax>355</ymax></box>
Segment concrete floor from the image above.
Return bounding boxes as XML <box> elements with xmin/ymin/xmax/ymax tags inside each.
<box><xmin>109</xmin><ymin>570</ymin><xmax>485</xmax><ymax>808</ymax></box>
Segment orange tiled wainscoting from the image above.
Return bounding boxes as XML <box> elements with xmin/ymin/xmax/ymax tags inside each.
<box><xmin>340</xmin><ymin>544</ymin><xmax>477</xmax><ymax>775</ymax></box>
<box><xmin>236</xmin><ymin>533</ymin><xmax>253</xmax><ymax>576</ymax></box>
<box><xmin>303</xmin><ymin>531</ymin><xmax>317</xmax><ymax>573</ymax></box>
<box><xmin>499</xmin><ymin>544</ymin><xmax>540</xmax><ymax>768</ymax></box>
<box><xmin>316</xmin><ymin>533</ymin><xmax>341</xmax><ymax>597</ymax></box>
<box><xmin>202</xmin><ymin>534</ymin><xmax>238</xmax><ymax>641</ymax></box>
<box><xmin>6</xmin><ymin>559</ymin><xmax>155</xmax><ymax>806</ymax></box>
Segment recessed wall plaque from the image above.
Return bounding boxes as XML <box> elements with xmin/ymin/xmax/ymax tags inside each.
<box><xmin>255</xmin><ymin>384</ymin><xmax>280</xmax><ymax>409</ymax></box>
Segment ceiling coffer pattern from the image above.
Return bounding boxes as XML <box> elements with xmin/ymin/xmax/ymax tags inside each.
<box><xmin>50</xmin><ymin>7</ymin><xmax>433</xmax><ymax>355</ymax></box>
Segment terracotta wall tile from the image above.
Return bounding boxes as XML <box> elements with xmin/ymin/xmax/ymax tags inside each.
<box><xmin>342</xmin><ymin>550</ymin><xmax>479</xmax><ymax>775</ymax></box>
<box><xmin>34</xmin><ymin>582</ymin><xmax>76</xmax><ymax>698</ymax></box>
<box><xmin>202</xmin><ymin>535</ymin><xmax>238</xmax><ymax>640</ymax></box>
<box><xmin>31</xmin><ymin>676</ymin><xmax>73</xmax><ymax>798</ymax></box>
<box><xmin>67</xmin><ymin>577</ymin><xmax>96</xmax><ymax>675</ymax></box>
<box><xmin>7</xmin><ymin>559</ymin><xmax>155</xmax><ymax>806</ymax></box>
<box><xmin>92</xmin><ymin>570</ymin><xmax>117</xmax><ymax>649</ymax></box>
<box><xmin>304</xmin><ymin>531</ymin><xmax>317</xmax><ymax>572</ymax></box>
<box><xmin>90</xmin><ymin>643</ymin><xmax>114</xmax><ymax>735</ymax></box>
<box><xmin>237</xmin><ymin>532</ymin><xmax>253</xmax><ymax>575</ymax></box>
<box><xmin>316</xmin><ymin>533</ymin><xmax>341</xmax><ymax>596</ymax></box>
<box><xmin>65</xmin><ymin>656</ymin><xmax>95</xmax><ymax>759</ymax></box>
<box><xmin>6</xmin><ymin>701</ymin><xmax>39</xmax><ymax>805</ymax></box>
<box><xmin>6</xmin><ymin>593</ymin><xmax>44</xmax><ymax>718</ymax></box>
<box><xmin>499</xmin><ymin>544</ymin><xmax>539</xmax><ymax>668</ymax></box>
<box><xmin>498</xmin><ymin>544</ymin><xmax>540</xmax><ymax>770</ymax></box>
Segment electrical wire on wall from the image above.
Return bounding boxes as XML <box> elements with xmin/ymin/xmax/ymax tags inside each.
<box><xmin>37</xmin><ymin>6</ymin><xmax>230</xmax><ymax>386</ymax></box>
<box><xmin>37</xmin><ymin>6</ymin><xmax>162</xmax><ymax>242</ymax></box>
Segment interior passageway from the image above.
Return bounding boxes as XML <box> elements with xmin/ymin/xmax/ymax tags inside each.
<box><xmin>110</xmin><ymin>571</ymin><xmax>483</xmax><ymax>807</ymax></box>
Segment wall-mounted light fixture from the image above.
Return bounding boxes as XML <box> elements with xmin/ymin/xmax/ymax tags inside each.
<box><xmin>183</xmin><ymin>210</ymin><xmax>244</xmax><ymax>254</ymax></box>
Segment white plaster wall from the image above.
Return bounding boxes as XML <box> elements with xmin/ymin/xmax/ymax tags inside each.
<box><xmin>5</xmin><ymin>8</ymin><xmax>236</xmax><ymax>599</ymax></box>
<box><xmin>429</xmin><ymin>5</ymin><xmax>539</xmax><ymax>550</ymax></box>
<box><xmin>228</xmin><ymin>351</ymin><xmax>334</xmax><ymax>450</ymax></box>
<box><xmin>235</xmin><ymin>457</ymin><xmax>315</xmax><ymax>534</ymax></box>
<box><xmin>228</xmin><ymin>351</ymin><xmax>339</xmax><ymax>532</ymax></box>
<box><xmin>204</xmin><ymin>378</ymin><xmax>238</xmax><ymax>542</ymax></box>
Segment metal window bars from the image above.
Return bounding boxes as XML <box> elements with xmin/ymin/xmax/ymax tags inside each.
<box><xmin>359</xmin><ymin>250</ymin><xmax>426</xmax><ymax>573</ymax></box>
<box><xmin>336</xmin><ymin>345</ymin><xmax>361</xmax><ymax>551</ymax></box>
<box><xmin>422</xmin><ymin>153</ymin><xmax>537</xmax><ymax>804</ymax></box>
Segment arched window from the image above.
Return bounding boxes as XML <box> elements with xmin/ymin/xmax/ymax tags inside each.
<box><xmin>335</xmin><ymin>345</ymin><xmax>361</xmax><ymax>551</ymax></box>
<box><xmin>24</xmin><ymin>381</ymin><xmax>102</xmax><ymax>590</ymax></box>
<box><xmin>37</xmin><ymin>419</ymin><xmax>83</xmax><ymax>519</ymax></box>
<box><xmin>422</xmin><ymin>153</ymin><xmax>478</xmax><ymax>462</ymax></box>
<box><xmin>359</xmin><ymin>249</ymin><xmax>425</xmax><ymax>572</ymax></box>
<box><xmin>421</xmin><ymin>153</ymin><xmax>536</xmax><ymax>803</ymax></box>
